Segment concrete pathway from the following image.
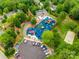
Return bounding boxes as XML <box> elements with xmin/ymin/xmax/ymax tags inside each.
<box><xmin>0</xmin><ymin>51</ymin><xmax>8</xmax><ymax>59</ymax></box>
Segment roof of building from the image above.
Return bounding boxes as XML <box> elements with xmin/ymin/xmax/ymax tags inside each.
<box><xmin>36</xmin><ymin>9</ymin><xmax>48</xmax><ymax>17</ymax></box>
<box><xmin>5</xmin><ymin>11</ymin><xmax>16</xmax><ymax>18</ymax></box>
<box><xmin>50</xmin><ymin>5</ymin><xmax>57</xmax><ymax>11</ymax></box>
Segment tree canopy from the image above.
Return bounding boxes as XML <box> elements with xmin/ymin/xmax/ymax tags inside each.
<box><xmin>70</xmin><ymin>6</ymin><xmax>79</xmax><ymax>20</ymax></box>
<box><xmin>42</xmin><ymin>30</ymin><xmax>54</xmax><ymax>47</ymax></box>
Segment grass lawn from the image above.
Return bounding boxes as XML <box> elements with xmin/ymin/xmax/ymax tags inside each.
<box><xmin>50</xmin><ymin>13</ymin><xmax>78</xmax><ymax>40</ymax></box>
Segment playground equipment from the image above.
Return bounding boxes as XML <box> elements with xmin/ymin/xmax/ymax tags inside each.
<box><xmin>27</xmin><ymin>17</ymin><xmax>55</xmax><ymax>39</ymax></box>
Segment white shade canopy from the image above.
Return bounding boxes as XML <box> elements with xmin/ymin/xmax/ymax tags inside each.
<box><xmin>64</xmin><ymin>31</ymin><xmax>75</xmax><ymax>45</ymax></box>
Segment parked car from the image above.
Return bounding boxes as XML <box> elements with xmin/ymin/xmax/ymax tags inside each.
<box><xmin>37</xmin><ymin>42</ymin><xmax>41</xmax><ymax>47</ymax></box>
<box><xmin>33</xmin><ymin>42</ymin><xmax>41</xmax><ymax>47</ymax></box>
<box><xmin>45</xmin><ymin>52</ymin><xmax>49</xmax><ymax>56</ymax></box>
<box><xmin>33</xmin><ymin>42</ymin><xmax>37</xmax><ymax>46</ymax></box>
<box><xmin>44</xmin><ymin>50</ymin><xmax>50</xmax><ymax>56</ymax></box>
<box><xmin>15</xmin><ymin>53</ymin><xmax>20</xmax><ymax>58</ymax></box>
<box><xmin>43</xmin><ymin>50</ymin><xmax>48</xmax><ymax>53</ymax></box>
<box><xmin>40</xmin><ymin>45</ymin><xmax>47</xmax><ymax>50</ymax></box>
<box><xmin>14</xmin><ymin>50</ymin><xmax>19</xmax><ymax>56</ymax></box>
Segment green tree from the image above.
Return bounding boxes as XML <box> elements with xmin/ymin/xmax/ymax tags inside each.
<box><xmin>51</xmin><ymin>0</ymin><xmax>65</xmax><ymax>5</ymax></box>
<box><xmin>3</xmin><ymin>7</ymin><xmax>9</xmax><ymax>13</ymax></box>
<box><xmin>57</xmin><ymin>11</ymin><xmax>66</xmax><ymax>24</ymax></box>
<box><xmin>58</xmin><ymin>0</ymin><xmax>65</xmax><ymax>4</ymax></box>
<box><xmin>47</xmin><ymin>47</ymin><xmax>76</xmax><ymax>59</ymax></box>
<box><xmin>0</xmin><ymin>28</ymin><xmax>16</xmax><ymax>57</ymax></box>
<box><xmin>51</xmin><ymin>0</ymin><xmax>58</xmax><ymax>5</ymax></box>
<box><xmin>16</xmin><ymin>12</ymin><xmax>26</xmax><ymax>23</ymax></box>
<box><xmin>75</xmin><ymin>56</ymin><xmax>79</xmax><ymax>59</ymax></box>
<box><xmin>30</xmin><ymin>5</ymin><xmax>39</xmax><ymax>15</ymax></box>
<box><xmin>0</xmin><ymin>33</ymin><xmax>14</xmax><ymax>49</ymax></box>
<box><xmin>4</xmin><ymin>15</ymin><xmax>7</xmax><ymax>19</ymax></box>
<box><xmin>26</xmin><ymin>16</ymin><xmax>31</xmax><ymax>21</ymax></box>
<box><xmin>0</xmin><ymin>9</ymin><xmax>3</xmax><ymax>15</ymax></box>
<box><xmin>56</xmin><ymin>4</ymin><xmax>63</xmax><ymax>14</ymax></box>
<box><xmin>31</xmin><ymin>18</ymin><xmax>37</xmax><ymax>25</ymax></box>
<box><xmin>2</xmin><ymin>15</ymin><xmax>7</xmax><ymax>23</ymax></box>
<box><xmin>63</xmin><ymin>0</ymin><xmax>75</xmax><ymax>13</ymax></box>
<box><xmin>52</xmin><ymin>28</ymin><xmax>61</xmax><ymax>49</ymax></box>
<box><xmin>43</xmin><ymin>0</ymin><xmax>50</xmax><ymax>7</ymax></box>
<box><xmin>42</xmin><ymin>30</ymin><xmax>54</xmax><ymax>47</ymax></box>
<box><xmin>5</xmin><ymin>28</ymin><xmax>17</xmax><ymax>38</ymax></box>
<box><xmin>13</xmin><ymin>19</ymin><xmax>21</xmax><ymax>28</ymax></box>
<box><xmin>59</xmin><ymin>11</ymin><xmax>66</xmax><ymax>20</ymax></box>
<box><xmin>5</xmin><ymin>48</ymin><xmax>15</xmax><ymax>57</ymax></box>
<box><xmin>74</xmin><ymin>26</ymin><xmax>79</xmax><ymax>39</ymax></box>
<box><xmin>65</xmin><ymin>22</ymin><xmax>77</xmax><ymax>31</ymax></box>
<box><xmin>7</xmin><ymin>12</ymin><xmax>26</xmax><ymax>28</ymax></box>
<box><xmin>69</xmin><ymin>6</ymin><xmax>79</xmax><ymax>20</ymax></box>
<box><xmin>2</xmin><ymin>19</ymin><xmax>7</xmax><ymax>23</ymax></box>
<box><xmin>0</xmin><ymin>28</ymin><xmax>16</xmax><ymax>49</ymax></box>
<box><xmin>17</xmin><ymin>3</ymin><xmax>27</xmax><ymax>12</ymax></box>
<box><xmin>4</xmin><ymin>40</ymin><xmax>13</xmax><ymax>49</ymax></box>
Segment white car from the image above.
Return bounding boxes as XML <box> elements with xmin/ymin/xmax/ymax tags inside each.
<box><xmin>45</xmin><ymin>52</ymin><xmax>49</xmax><ymax>56</ymax></box>
<box><xmin>14</xmin><ymin>50</ymin><xmax>19</xmax><ymax>56</ymax></box>
<box><xmin>43</xmin><ymin>50</ymin><xmax>48</xmax><ymax>53</ymax></box>
<box><xmin>40</xmin><ymin>45</ymin><xmax>47</xmax><ymax>50</ymax></box>
<box><xmin>33</xmin><ymin>42</ymin><xmax>38</xmax><ymax>46</ymax></box>
<box><xmin>40</xmin><ymin>45</ymin><xmax>43</xmax><ymax>48</ymax></box>
<box><xmin>24</xmin><ymin>40</ymin><xmax>27</xmax><ymax>43</ymax></box>
<box><xmin>43</xmin><ymin>50</ymin><xmax>50</xmax><ymax>57</ymax></box>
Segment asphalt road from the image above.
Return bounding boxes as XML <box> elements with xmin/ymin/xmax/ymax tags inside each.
<box><xmin>17</xmin><ymin>41</ymin><xmax>45</xmax><ymax>59</ymax></box>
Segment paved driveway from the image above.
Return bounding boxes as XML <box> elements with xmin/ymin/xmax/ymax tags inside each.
<box><xmin>17</xmin><ymin>41</ymin><xmax>45</xmax><ymax>59</ymax></box>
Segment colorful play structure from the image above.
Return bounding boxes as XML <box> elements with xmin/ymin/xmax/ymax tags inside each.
<box><xmin>27</xmin><ymin>16</ymin><xmax>55</xmax><ymax>39</ymax></box>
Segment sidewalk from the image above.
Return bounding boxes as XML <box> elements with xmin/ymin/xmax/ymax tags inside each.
<box><xmin>24</xmin><ymin>35</ymin><xmax>42</xmax><ymax>43</ymax></box>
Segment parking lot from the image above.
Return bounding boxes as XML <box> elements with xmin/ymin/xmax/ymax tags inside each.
<box><xmin>16</xmin><ymin>41</ymin><xmax>46</xmax><ymax>59</ymax></box>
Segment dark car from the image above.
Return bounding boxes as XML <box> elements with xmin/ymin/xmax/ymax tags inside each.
<box><xmin>33</xmin><ymin>42</ymin><xmax>41</xmax><ymax>47</ymax></box>
<box><xmin>15</xmin><ymin>53</ymin><xmax>20</xmax><ymax>58</ymax></box>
